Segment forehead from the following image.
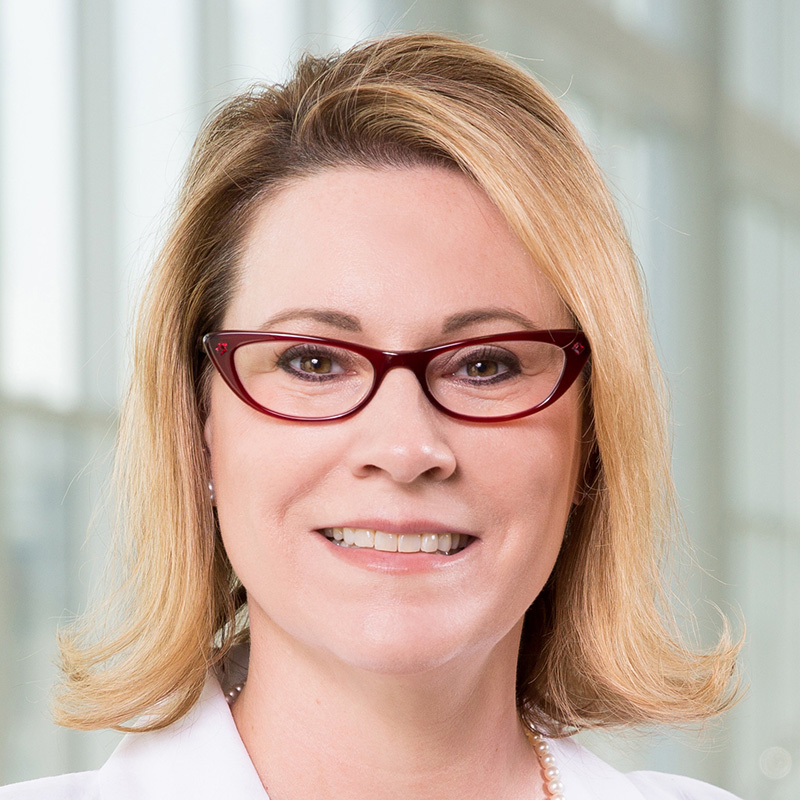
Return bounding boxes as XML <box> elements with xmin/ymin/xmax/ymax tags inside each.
<box><xmin>226</xmin><ymin>166</ymin><xmax>571</xmax><ymax>342</ymax></box>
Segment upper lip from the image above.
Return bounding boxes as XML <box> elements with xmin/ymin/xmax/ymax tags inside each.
<box><xmin>317</xmin><ymin>519</ymin><xmax>476</xmax><ymax>537</ymax></box>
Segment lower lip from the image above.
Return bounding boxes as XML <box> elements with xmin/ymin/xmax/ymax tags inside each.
<box><xmin>314</xmin><ymin>531</ymin><xmax>476</xmax><ymax>574</ymax></box>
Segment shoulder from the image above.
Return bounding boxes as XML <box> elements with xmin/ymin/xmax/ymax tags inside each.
<box><xmin>626</xmin><ymin>770</ymin><xmax>743</xmax><ymax>799</ymax></box>
<box><xmin>0</xmin><ymin>772</ymin><xmax>98</xmax><ymax>800</ymax></box>
<box><xmin>549</xmin><ymin>737</ymin><xmax>743</xmax><ymax>800</ymax></box>
<box><xmin>0</xmin><ymin>672</ymin><xmax>264</xmax><ymax>800</ymax></box>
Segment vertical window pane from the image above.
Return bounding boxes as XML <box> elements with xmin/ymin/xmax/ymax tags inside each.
<box><xmin>783</xmin><ymin>225</ymin><xmax>800</xmax><ymax>525</ymax></box>
<box><xmin>725</xmin><ymin>199</ymin><xmax>783</xmax><ymax>520</ymax></box>
<box><xmin>587</xmin><ymin>0</ymin><xmax>694</xmax><ymax>49</ymax></box>
<box><xmin>327</xmin><ymin>0</ymin><xmax>377</xmax><ymax>43</ymax></box>
<box><xmin>114</xmin><ymin>0</ymin><xmax>199</xmax><ymax>358</ymax></box>
<box><xmin>0</xmin><ymin>0</ymin><xmax>79</xmax><ymax>409</ymax></box>
<box><xmin>724</xmin><ymin>198</ymin><xmax>799</xmax><ymax>798</ymax></box>
<box><xmin>0</xmin><ymin>411</ymin><xmax>120</xmax><ymax>782</ymax></box>
<box><xmin>231</xmin><ymin>0</ymin><xmax>301</xmax><ymax>84</ymax></box>
<box><xmin>724</xmin><ymin>0</ymin><xmax>789</xmax><ymax>128</ymax></box>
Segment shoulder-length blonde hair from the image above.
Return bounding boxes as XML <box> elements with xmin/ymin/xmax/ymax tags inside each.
<box><xmin>55</xmin><ymin>32</ymin><xmax>739</xmax><ymax>734</ymax></box>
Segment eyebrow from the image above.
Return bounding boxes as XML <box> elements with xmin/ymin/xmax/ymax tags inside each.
<box><xmin>257</xmin><ymin>308</ymin><xmax>362</xmax><ymax>332</ymax></box>
<box><xmin>256</xmin><ymin>306</ymin><xmax>541</xmax><ymax>335</ymax></box>
<box><xmin>440</xmin><ymin>308</ymin><xmax>541</xmax><ymax>335</ymax></box>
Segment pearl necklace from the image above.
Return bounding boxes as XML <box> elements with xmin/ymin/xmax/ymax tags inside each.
<box><xmin>226</xmin><ymin>683</ymin><xmax>565</xmax><ymax>799</ymax></box>
<box><xmin>525</xmin><ymin>728</ymin><xmax>566</xmax><ymax>799</ymax></box>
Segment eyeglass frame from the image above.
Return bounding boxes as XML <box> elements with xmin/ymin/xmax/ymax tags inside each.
<box><xmin>202</xmin><ymin>329</ymin><xmax>590</xmax><ymax>423</ymax></box>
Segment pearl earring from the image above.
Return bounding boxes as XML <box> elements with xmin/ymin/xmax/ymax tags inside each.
<box><xmin>208</xmin><ymin>480</ymin><xmax>216</xmax><ymax>504</ymax></box>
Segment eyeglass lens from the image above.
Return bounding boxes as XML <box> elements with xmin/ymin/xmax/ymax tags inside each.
<box><xmin>232</xmin><ymin>338</ymin><xmax>567</xmax><ymax>419</ymax></box>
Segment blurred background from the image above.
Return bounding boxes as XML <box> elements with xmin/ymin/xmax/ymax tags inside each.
<box><xmin>0</xmin><ymin>0</ymin><xmax>798</xmax><ymax>796</ymax></box>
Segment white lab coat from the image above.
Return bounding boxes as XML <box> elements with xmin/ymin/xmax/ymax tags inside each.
<box><xmin>0</xmin><ymin>676</ymin><xmax>743</xmax><ymax>799</ymax></box>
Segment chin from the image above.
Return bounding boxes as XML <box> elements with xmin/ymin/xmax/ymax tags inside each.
<box><xmin>321</xmin><ymin>606</ymin><xmax>514</xmax><ymax>678</ymax></box>
<box><xmin>330</xmin><ymin>642</ymin><xmax>469</xmax><ymax>678</ymax></box>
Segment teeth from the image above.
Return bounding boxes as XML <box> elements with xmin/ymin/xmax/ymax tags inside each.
<box><xmin>322</xmin><ymin>528</ymin><xmax>470</xmax><ymax>555</ymax></box>
<box><xmin>374</xmin><ymin>531</ymin><xmax>398</xmax><ymax>552</ymax></box>
<box><xmin>353</xmin><ymin>529</ymin><xmax>374</xmax><ymax>548</ymax></box>
<box><xmin>398</xmin><ymin>534</ymin><xmax>421</xmax><ymax>553</ymax></box>
<box><xmin>421</xmin><ymin>533</ymin><xmax>438</xmax><ymax>553</ymax></box>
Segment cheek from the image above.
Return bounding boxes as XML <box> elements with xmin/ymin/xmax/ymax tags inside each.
<box><xmin>205</xmin><ymin>384</ymin><xmax>342</xmax><ymax>540</ymax></box>
<box><xmin>206</xmin><ymin>407</ymin><xmax>323</xmax><ymax>617</ymax></box>
<box><xmin>478</xmin><ymin>403</ymin><xmax>583</xmax><ymax>591</ymax></box>
<box><xmin>474</xmin><ymin>404</ymin><xmax>582</xmax><ymax>514</ymax></box>
<box><xmin>206</xmin><ymin>385</ymin><xmax>288</xmax><ymax>545</ymax></box>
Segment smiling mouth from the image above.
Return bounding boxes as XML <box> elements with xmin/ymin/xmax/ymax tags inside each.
<box><xmin>320</xmin><ymin>528</ymin><xmax>472</xmax><ymax>555</ymax></box>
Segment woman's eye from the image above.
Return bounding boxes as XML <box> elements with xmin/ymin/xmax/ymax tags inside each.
<box><xmin>451</xmin><ymin>348</ymin><xmax>519</xmax><ymax>381</ymax></box>
<box><xmin>463</xmin><ymin>359</ymin><xmax>503</xmax><ymax>377</ymax></box>
<box><xmin>278</xmin><ymin>346</ymin><xmax>350</xmax><ymax>378</ymax></box>
<box><xmin>297</xmin><ymin>355</ymin><xmax>334</xmax><ymax>374</ymax></box>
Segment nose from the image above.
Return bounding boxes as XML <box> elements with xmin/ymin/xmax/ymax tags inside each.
<box><xmin>344</xmin><ymin>366</ymin><xmax>457</xmax><ymax>484</ymax></box>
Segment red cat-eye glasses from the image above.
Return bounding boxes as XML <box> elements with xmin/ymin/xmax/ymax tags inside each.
<box><xmin>203</xmin><ymin>330</ymin><xmax>590</xmax><ymax>423</ymax></box>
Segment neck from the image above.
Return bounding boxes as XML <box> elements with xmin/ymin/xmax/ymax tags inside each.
<box><xmin>232</xmin><ymin>610</ymin><xmax>542</xmax><ymax>800</ymax></box>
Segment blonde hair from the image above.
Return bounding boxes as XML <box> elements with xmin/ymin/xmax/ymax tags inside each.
<box><xmin>55</xmin><ymin>33</ymin><xmax>739</xmax><ymax>734</ymax></box>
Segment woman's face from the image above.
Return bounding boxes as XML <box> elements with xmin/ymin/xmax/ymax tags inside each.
<box><xmin>206</xmin><ymin>166</ymin><xmax>585</xmax><ymax>676</ymax></box>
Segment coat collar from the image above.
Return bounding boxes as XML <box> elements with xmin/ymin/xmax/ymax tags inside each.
<box><xmin>549</xmin><ymin>736</ymin><xmax>647</xmax><ymax>800</ymax></box>
<box><xmin>98</xmin><ymin>675</ymin><xmax>268</xmax><ymax>799</ymax></box>
<box><xmin>97</xmin><ymin>670</ymin><xmax>646</xmax><ymax>800</ymax></box>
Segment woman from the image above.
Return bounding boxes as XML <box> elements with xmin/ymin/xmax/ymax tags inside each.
<box><xmin>2</xmin><ymin>33</ymin><xmax>741</xmax><ymax>799</ymax></box>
